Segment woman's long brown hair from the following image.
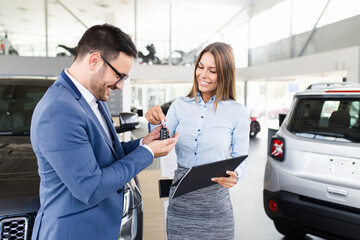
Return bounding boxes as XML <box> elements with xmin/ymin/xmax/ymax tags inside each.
<box><xmin>187</xmin><ymin>42</ymin><xmax>236</xmax><ymax>111</ymax></box>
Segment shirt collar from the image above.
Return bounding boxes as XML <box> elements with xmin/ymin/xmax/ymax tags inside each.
<box><xmin>64</xmin><ymin>69</ymin><xmax>97</xmax><ymax>107</ymax></box>
<box><xmin>184</xmin><ymin>91</ymin><xmax>233</xmax><ymax>105</ymax></box>
<box><xmin>183</xmin><ymin>91</ymin><xmax>208</xmax><ymax>103</ymax></box>
<box><xmin>197</xmin><ymin>91</ymin><xmax>216</xmax><ymax>104</ymax></box>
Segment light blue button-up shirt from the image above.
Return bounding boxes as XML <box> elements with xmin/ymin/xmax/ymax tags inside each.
<box><xmin>161</xmin><ymin>92</ymin><xmax>250</xmax><ymax>180</ymax></box>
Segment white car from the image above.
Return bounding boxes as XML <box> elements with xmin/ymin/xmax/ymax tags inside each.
<box><xmin>263</xmin><ymin>82</ymin><xmax>360</xmax><ymax>240</ymax></box>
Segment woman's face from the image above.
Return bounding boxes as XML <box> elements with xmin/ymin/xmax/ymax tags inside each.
<box><xmin>195</xmin><ymin>52</ymin><xmax>218</xmax><ymax>100</ymax></box>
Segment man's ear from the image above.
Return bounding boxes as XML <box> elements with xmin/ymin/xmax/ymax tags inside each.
<box><xmin>89</xmin><ymin>52</ymin><xmax>101</xmax><ymax>71</ymax></box>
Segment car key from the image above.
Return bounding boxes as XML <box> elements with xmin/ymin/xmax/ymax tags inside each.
<box><xmin>160</xmin><ymin>125</ymin><xmax>169</xmax><ymax>140</ymax></box>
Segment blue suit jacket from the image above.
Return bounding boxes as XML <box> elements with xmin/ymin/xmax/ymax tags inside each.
<box><xmin>30</xmin><ymin>70</ymin><xmax>153</xmax><ymax>240</ymax></box>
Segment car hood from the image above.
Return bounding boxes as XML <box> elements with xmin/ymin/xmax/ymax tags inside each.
<box><xmin>0</xmin><ymin>135</ymin><xmax>40</xmax><ymax>214</ymax></box>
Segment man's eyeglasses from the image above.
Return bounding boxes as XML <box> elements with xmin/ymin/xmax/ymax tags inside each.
<box><xmin>100</xmin><ymin>55</ymin><xmax>129</xmax><ymax>83</ymax></box>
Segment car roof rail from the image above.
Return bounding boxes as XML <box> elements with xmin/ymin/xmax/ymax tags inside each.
<box><xmin>306</xmin><ymin>82</ymin><xmax>360</xmax><ymax>90</ymax></box>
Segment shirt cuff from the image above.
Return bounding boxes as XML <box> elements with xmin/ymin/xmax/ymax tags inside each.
<box><xmin>148</xmin><ymin>122</ymin><xmax>161</xmax><ymax>133</ymax></box>
<box><xmin>234</xmin><ymin>158</ymin><xmax>248</xmax><ymax>183</ymax></box>
<box><xmin>139</xmin><ymin>138</ymin><xmax>154</xmax><ymax>157</ymax></box>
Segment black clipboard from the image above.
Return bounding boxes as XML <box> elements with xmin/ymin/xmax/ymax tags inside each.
<box><xmin>172</xmin><ymin>155</ymin><xmax>248</xmax><ymax>199</ymax></box>
<box><xmin>158</xmin><ymin>179</ymin><xmax>173</xmax><ymax>198</ymax></box>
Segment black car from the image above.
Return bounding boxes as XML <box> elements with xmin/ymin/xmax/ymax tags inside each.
<box><xmin>0</xmin><ymin>77</ymin><xmax>143</xmax><ymax>240</ymax></box>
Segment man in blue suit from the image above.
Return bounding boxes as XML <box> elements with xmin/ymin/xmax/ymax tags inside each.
<box><xmin>30</xmin><ymin>24</ymin><xmax>178</xmax><ymax>240</ymax></box>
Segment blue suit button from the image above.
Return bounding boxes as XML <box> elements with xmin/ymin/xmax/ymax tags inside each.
<box><xmin>117</xmin><ymin>189</ymin><xmax>122</xmax><ymax>193</ymax></box>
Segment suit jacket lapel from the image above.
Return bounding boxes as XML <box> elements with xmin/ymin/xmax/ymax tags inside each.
<box><xmin>97</xmin><ymin>101</ymin><xmax>124</xmax><ymax>158</ymax></box>
<box><xmin>58</xmin><ymin>70</ymin><xmax>119</xmax><ymax>157</ymax></box>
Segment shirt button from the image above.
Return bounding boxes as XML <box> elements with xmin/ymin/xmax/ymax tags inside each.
<box><xmin>201</xmin><ymin>116</ymin><xmax>204</xmax><ymax>118</ymax></box>
<box><xmin>198</xmin><ymin>129</ymin><xmax>200</xmax><ymax>132</ymax></box>
<box><xmin>194</xmin><ymin>152</ymin><xmax>197</xmax><ymax>155</ymax></box>
<box><xmin>195</xmin><ymin>139</ymin><xmax>197</xmax><ymax>141</ymax></box>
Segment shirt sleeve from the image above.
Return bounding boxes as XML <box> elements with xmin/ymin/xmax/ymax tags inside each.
<box><xmin>231</xmin><ymin>105</ymin><xmax>251</xmax><ymax>181</ymax></box>
<box><xmin>139</xmin><ymin>137</ymin><xmax>154</xmax><ymax>156</ymax></box>
<box><xmin>163</xmin><ymin>98</ymin><xmax>179</xmax><ymax>136</ymax></box>
<box><xmin>235</xmin><ymin>158</ymin><xmax>248</xmax><ymax>181</ymax></box>
<box><xmin>148</xmin><ymin>122</ymin><xmax>160</xmax><ymax>132</ymax></box>
<box><xmin>148</xmin><ymin>98</ymin><xmax>179</xmax><ymax>136</ymax></box>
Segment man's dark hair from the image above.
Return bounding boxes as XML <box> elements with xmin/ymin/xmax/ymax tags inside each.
<box><xmin>75</xmin><ymin>24</ymin><xmax>137</xmax><ymax>61</ymax></box>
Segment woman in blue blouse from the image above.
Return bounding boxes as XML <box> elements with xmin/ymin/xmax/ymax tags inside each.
<box><xmin>145</xmin><ymin>42</ymin><xmax>250</xmax><ymax>240</ymax></box>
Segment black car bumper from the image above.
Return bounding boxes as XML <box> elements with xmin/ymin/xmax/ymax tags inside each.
<box><xmin>263</xmin><ymin>189</ymin><xmax>360</xmax><ymax>240</ymax></box>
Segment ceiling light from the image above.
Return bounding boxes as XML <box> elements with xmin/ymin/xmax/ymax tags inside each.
<box><xmin>95</xmin><ymin>3</ymin><xmax>110</xmax><ymax>8</ymax></box>
<box><xmin>17</xmin><ymin>7</ymin><xmax>28</xmax><ymax>11</ymax></box>
<box><xmin>119</xmin><ymin>0</ymin><xmax>131</xmax><ymax>4</ymax></box>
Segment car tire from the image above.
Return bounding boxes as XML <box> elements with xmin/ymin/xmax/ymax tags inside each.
<box><xmin>250</xmin><ymin>120</ymin><xmax>260</xmax><ymax>137</ymax></box>
<box><xmin>134</xmin><ymin>210</ymin><xmax>143</xmax><ymax>240</ymax></box>
<box><xmin>274</xmin><ymin>220</ymin><xmax>306</xmax><ymax>240</ymax></box>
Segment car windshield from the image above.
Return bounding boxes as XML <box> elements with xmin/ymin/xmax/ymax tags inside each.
<box><xmin>287</xmin><ymin>97</ymin><xmax>360</xmax><ymax>143</ymax></box>
<box><xmin>0</xmin><ymin>80</ymin><xmax>51</xmax><ymax>133</ymax></box>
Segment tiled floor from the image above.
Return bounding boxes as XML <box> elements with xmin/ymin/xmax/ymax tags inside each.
<box><xmin>137</xmin><ymin>168</ymin><xmax>166</xmax><ymax>240</ymax></box>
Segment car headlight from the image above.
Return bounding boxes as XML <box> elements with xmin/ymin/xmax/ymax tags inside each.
<box><xmin>122</xmin><ymin>188</ymin><xmax>131</xmax><ymax>217</ymax></box>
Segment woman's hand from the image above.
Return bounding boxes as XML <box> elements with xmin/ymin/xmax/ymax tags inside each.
<box><xmin>145</xmin><ymin>105</ymin><xmax>166</xmax><ymax>125</ymax></box>
<box><xmin>211</xmin><ymin>171</ymin><xmax>238</xmax><ymax>189</ymax></box>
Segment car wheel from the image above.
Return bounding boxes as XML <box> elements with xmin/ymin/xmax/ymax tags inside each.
<box><xmin>274</xmin><ymin>220</ymin><xmax>306</xmax><ymax>240</ymax></box>
<box><xmin>250</xmin><ymin>120</ymin><xmax>260</xmax><ymax>137</ymax></box>
<box><xmin>134</xmin><ymin>209</ymin><xmax>143</xmax><ymax>240</ymax></box>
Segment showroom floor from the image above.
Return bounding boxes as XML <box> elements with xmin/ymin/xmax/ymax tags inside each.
<box><xmin>137</xmin><ymin>123</ymin><xmax>327</xmax><ymax>240</ymax></box>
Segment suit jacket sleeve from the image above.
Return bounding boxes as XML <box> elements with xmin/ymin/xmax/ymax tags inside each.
<box><xmin>120</xmin><ymin>139</ymin><xmax>141</xmax><ymax>155</ymax></box>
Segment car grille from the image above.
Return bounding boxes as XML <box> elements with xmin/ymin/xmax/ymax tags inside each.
<box><xmin>0</xmin><ymin>217</ymin><xmax>28</xmax><ymax>240</ymax></box>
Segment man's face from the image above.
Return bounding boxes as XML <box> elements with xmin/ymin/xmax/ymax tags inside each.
<box><xmin>90</xmin><ymin>52</ymin><xmax>133</xmax><ymax>101</ymax></box>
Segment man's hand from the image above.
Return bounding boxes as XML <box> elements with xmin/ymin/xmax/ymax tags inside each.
<box><xmin>143</xmin><ymin>126</ymin><xmax>179</xmax><ymax>158</ymax></box>
<box><xmin>211</xmin><ymin>171</ymin><xmax>238</xmax><ymax>189</ymax></box>
<box><xmin>147</xmin><ymin>133</ymin><xmax>179</xmax><ymax>158</ymax></box>
<box><xmin>145</xmin><ymin>105</ymin><xmax>166</xmax><ymax>125</ymax></box>
<box><xmin>142</xmin><ymin>126</ymin><xmax>162</xmax><ymax>145</ymax></box>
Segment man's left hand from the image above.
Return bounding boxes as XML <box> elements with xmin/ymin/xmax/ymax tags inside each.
<box><xmin>142</xmin><ymin>126</ymin><xmax>162</xmax><ymax>145</ymax></box>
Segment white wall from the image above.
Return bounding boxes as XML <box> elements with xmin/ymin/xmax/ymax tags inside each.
<box><xmin>249</xmin><ymin>14</ymin><xmax>360</xmax><ymax>68</ymax></box>
<box><xmin>239</xmin><ymin>46</ymin><xmax>360</xmax><ymax>82</ymax></box>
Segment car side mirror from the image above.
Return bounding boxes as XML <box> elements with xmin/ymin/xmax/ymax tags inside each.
<box><xmin>136</xmin><ymin>109</ymin><xmax>143</xmax><ymax>117</ymax></box>
<box><xmin>131</xmin><ymin>107</ymin><xmax>143</xmax><ymax>117</ymax></box>
<box><xmin>279</xmin><ymin>113</ymin><xmax>286</xmax><ymax>127</ymax></box>
<box><xmin>115</xmin><ymin>112</ymin><xmax>139</xmax><ymax>133</ymax></box>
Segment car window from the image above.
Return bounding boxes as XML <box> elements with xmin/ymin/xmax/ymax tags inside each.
<box><xmin>350</xmin><ymin>101</ymin><xmax>359</xmax><ymax>126</ymax></box>
<box><xmin>287</xmin><ymin>97</ymin><xmax>360</xmax><ymax>142</ymax></box>
<box><xmin>0</xmin><ymin>83</ymin><xmax>50</xmax><ymax>132</ymax></box>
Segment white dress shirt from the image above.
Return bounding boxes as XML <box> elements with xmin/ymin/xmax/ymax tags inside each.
<box><xmin>65</xmin><ymin>69</ymin><xmax>111</xmax><ymax>140</ymax></box>
<box><xmin>152</xmin><ymin>92</ymin><xmax>250</xmax><ymax>181</ymax></box>
<box><xmin>64</xmin><ymin>69</ymin><xmax>154</xmax><ymax>156</ymax></box>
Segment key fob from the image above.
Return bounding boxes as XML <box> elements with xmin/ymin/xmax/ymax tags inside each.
<box><xmin>160</xmin><ymin>127</ymin><xmax>169</xmax><ymax>140</ymax></box>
